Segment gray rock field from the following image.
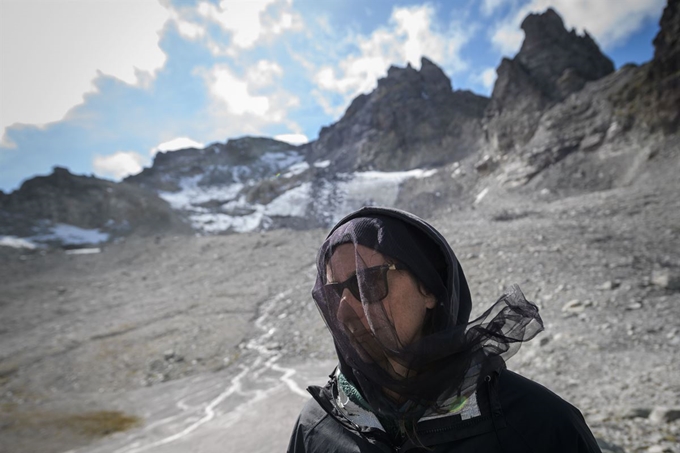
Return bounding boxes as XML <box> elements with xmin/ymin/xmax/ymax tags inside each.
<box><xmin>1</xmin><ymin>143</ymin><xmax>679</xmax><ymax>452</ymax></box>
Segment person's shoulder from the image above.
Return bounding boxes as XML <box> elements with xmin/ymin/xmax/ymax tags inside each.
<box><xmin>290</xmin><ymin>395</ymin><xmax>370</xmax><ymax>453</ymax></box>
<box><xmin>297</xmin><ymin>396</ymin><xmax>331</xmax><ymax>430</ymax></box>
<box><xmin>498</xmin><ymin>369</ymin><xmax>582</xmax><ymax>419</ymax></box>
<box><xmin>497</xmin><ymin>369</ymin><xmax>601</xmax><ymax>452</ymax></box>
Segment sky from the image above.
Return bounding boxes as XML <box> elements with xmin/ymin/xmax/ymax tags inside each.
<box><xmin>0</xmin><ymin>0</ymin><xmax>667</xmax><ymax>192</ymax></box>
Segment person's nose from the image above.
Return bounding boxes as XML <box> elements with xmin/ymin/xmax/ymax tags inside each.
<box><xmin>336</xmin><ymin>288</ymin><xmax>363</xmax><ymax>324</ymax></box>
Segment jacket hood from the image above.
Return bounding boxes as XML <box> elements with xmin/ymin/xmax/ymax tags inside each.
<box><xmin>312</xmin><ymin>206</ymin><xmax>544</xmax><ymax>428</ymax></box>
<box><xmin>327</xmin><ymin>206</ymin><xmax>472</xmax><ymax>328</ymax></box>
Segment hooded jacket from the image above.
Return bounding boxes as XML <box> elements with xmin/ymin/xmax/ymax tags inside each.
<box><xmin>287</xmin><ymin>207</ymin><xmax>601</xmax><ymax>452</ymax></box>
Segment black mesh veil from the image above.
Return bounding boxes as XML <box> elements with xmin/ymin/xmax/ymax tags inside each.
<box><xmin>312</xmin><ymin>207</ymin><xmax>544</xmax><ymax>426</ymax></box>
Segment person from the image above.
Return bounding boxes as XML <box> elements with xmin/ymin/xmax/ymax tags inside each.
<box><xmin>287</xmin><ymin>206</ymin><xmax>602</xmax><ymax>452</ymax></box>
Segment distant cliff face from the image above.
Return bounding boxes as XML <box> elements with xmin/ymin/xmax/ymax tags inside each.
<box><xmin>125</xmin><ymin>137</ymin><xmax>301</xmax><ymax>192</ymax></box>
<box><xmin>484</xmin><ymin>8</ymin><xmax>614</xmax><ymax>154</ymax></box>
<box><xmin>307</xmin><ymin>57</ymin><xmax>489</xmax><ymax>172</ymax></box>
<box><xmin>0</xmin><ymin>167</ymin><xmax>188</xmax><ymax>241</ymax></box>
<box><xmin>609</xmin><ymin>0</ymin><xmax>680</xmax><ymax>133</ymax></box>
<box><xmin>651</xmin><ymin>0</ymin><xmax>680</xmax><ymax>132</ymax></box>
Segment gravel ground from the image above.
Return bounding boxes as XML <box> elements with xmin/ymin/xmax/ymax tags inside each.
<box><xmin>0</xmin><ymin>144</ymin><xmax>679</xmax><ymax>453</ymax></box>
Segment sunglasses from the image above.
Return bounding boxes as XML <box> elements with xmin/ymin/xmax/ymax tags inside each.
<box><xmin>323</xmin><ymin>263</ymin><xmax>405</xmax><ymax>302</ymax></box>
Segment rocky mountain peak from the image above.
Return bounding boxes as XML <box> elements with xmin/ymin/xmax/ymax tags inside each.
<box><xmin>516</xmin><ymin>8</ymin><xmax>614</xmax><ymax>100</ymax></box>
<box><xmin>484</xmin><ymin>7</ymin><xmax>614</xmax><ymax>154</ymax></box>
<box><xmin>377</xmin><ymin>56</ymin><xmax>452</xmax><ymax>97</ymax></box>
<box><xmin>652</xmin><ymin>0</ymin><xmax>679</xmax><ymax>77</ymax></box>
<box><xmin>309</xmin><ymin>57</ymin><xmax>487</xmax><ymax>172</ymax></box>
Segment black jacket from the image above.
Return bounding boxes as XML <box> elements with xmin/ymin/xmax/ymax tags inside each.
<box><xmin>287</xmin><ymin>368</ymin><xmax>601</xmax><ymax>452</ymax></box>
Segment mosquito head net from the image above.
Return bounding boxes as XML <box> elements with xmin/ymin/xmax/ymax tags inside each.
<box><xmin>312</xmin><ymin>207</ymin><xmax>543</xmax><ymax>425</ymax></box>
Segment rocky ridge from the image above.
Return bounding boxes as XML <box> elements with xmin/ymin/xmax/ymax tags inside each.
<box><xmin>306</xmin><ymin>57</ymin><xmax>489</xmax><ymax>172</ymax></box>
<box><xmin>0</xmin><ymin>167</ymin><xmax>188</xmax><ymax>246</ymax></box>
<box><xmin>483</xmin><ymin>8</ymin><xmax>614</xmax><ymax>156</ymax></box>
<box><xmin>1</xmin><ymin>4</ymin><xmax>678</xmax><ymax>247</ymax></box>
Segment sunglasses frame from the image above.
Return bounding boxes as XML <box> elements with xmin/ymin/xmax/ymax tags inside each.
<box><xmin>324</xmin><ymin>263</ymin><xmax>405</xmax><ymax>302</ymax></box>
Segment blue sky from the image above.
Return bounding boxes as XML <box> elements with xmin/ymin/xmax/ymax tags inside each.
<box><xmin>0</xmin><ymin>0</ymin><xmax>667</xmax><ymax>192</ymax></box>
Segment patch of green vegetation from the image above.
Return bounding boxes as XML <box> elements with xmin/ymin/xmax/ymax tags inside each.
<box><xmin>1</xmin><ymin>409</ymin><xmax>142</xmax><ymax>438</ymax></box>
<box><xmin>57</xmin><ymin>410</ymin><xmax>142</xmax><ymax>437</ymax></box>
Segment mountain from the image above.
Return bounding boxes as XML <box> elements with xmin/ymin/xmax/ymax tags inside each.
<box><xmin>482</xmin><ymin>2</ymin><xmax>679</xmax><ymax>193</ymax></box>
<box><xmin>1</xmin><ymin>2</ymin><xmax>678</xmax><ymax>247</ymax></box>
<box><xmin>0</xmin><ymin>167</ymin><xmax>188</xmax><ymax>247</ymax></box>
<box><xmin>306</xmin><ymin>57</ymin><xmax>489</xmax><ymax>172</ymax></box>
<box><xmin>483</xmin><ymin>8</ymin><xmax>614</xmax><ymax>156</ymax></box>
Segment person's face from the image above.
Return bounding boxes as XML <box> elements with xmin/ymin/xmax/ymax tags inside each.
<box><xmin>326</xmin><ymin>243</ymin><xmax>436</xmax><ymax>354</ymax></box>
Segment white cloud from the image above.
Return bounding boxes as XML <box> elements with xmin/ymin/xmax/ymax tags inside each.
<box><xmin>313</xmin><ymin>4</ymin><xmax>472</xmax><ymax>118</ymax></box>
<box><xmin>248</xmin><ymin>61</ymin><xmax>284</xmax><ymax>89</ymax></box>
<box><xmin>491</xmin><ymin>0</ymin><xmax>665</xmax><ymax>55</ymax></box>
<box><xmin>151</xmin><ymin>137</ymin><xmax>205</xmax><ymax>157</ymax></box>
<box><xmin>491</xmin><ymin>21</ymin><xmax>524</xmax><ymax>55</ymax></box>
<box><xmin>93</xmin><ymin>151</ymin><xmax>148</xmax><ymax>180</ymax></box>
<box><xmin>197</xmin><ymin>0</ymin><xmax>302</xmax><ymax>55</ymax></box>
<box><xmin>476</xmin><ymin>67</ymin><xmax>498</xmax><ymax>91</ymax></box>
<box><xmin>205</xmin><ymin>66</ymin><xmax>271</xmax><ymax>116</ymax></box>
<box><xmin>168</xmin><ymin>7</ymin><xmax>206</xmax><ymax>40</ymax></box>
<box><xmin>1</xmin><ymin>0</ymin><xmax>170</xmax><ymax>145</ymax></box>
<box><xmin>482</xmin><ymin>0</ymin><xmax>510</xmax><ymax>16</ymax></box>
<box><xmin>198</xmin><ymin>62</ymin><xmax>300</xmax><ymax>138</ymax></box>
<box><xmin>274</xmin><ymin>133</ymin><xmax>309</xmax><ymax>145</ymax></box>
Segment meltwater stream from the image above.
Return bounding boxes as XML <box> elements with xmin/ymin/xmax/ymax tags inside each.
<box><xmin>73</xmin><ymin>290</ymin><xmax>334</xmax><ymax>453</ymax></box>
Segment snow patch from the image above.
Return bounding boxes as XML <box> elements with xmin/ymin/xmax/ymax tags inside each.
<box><xmin>32</xmin><ymin>224</ymin><xmax>110</xmax><ymax>245</ymax></box>
<box><xmin>281</xmin><ymin>161</ymin><xmax>309</xmax><ymax>178</ymax></box>
<box><xmin>0</xmin><ymin>236</ymin><xmax>37</xmax><ymax>249</ymax></box>
<box><xmin>160</xmin><ymin>166</ymin><xmax>437</xmax><ymax>234</ymax></box>
<box><xmin>329</xmin><ymin>169</ymin><xmax>438</xmax><ymax>224</ymax></box>
<box><xmin>159</xmin><ymin>177</ymin><xmax>244</xmax><ymax>211</ymax></box>
<box><xmin>265</xmin><ymin>183</ymin><xmax>311</xmax><ymax>217</ymax></box>
<box><xmin>191</xmin><ymin>210</ymin><xmax>265</xmax><ymax>234</ymax></box>
<box><xmin>475</xmin><ymin>187</ymin><xmax>489</xmax><ymax>204</ymax></box>
<box><xmin>65</xmin><ymin>247</ymin><xmax>102</xmax><ymax>255</ymax></box>
<box><xmin>313</xmin><ymin>160</ymin><xmax>331</xmax><ymax>169</ymax></box>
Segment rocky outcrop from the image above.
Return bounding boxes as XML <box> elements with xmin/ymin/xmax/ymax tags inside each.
<box><xmin>645</xmin><ymin>0</ymin><xmax>680</xmax><ymax>132</ymax></box>
<box><xmin>126</xmin><ymin>136</ymin><xmax>300</xmax><ymax>192</ymax></box>
<box><xmin>609</xmin><ymin>0</ymin><xmax>680</xmax><ymax>133</ymax></box>
<box><xmin>306</xmin><ymin>57</ymin><xmax>489</xmax><ymax>172</ymax></box>
<box><xmin>0</xmin><ymin>167</ymin><xmax>188</xmax><ymax>239</ymax></box>
<box><xmin>484</xmin><ymin>8</ymin><xmax>614</xmax><ymax>154</ymax></box>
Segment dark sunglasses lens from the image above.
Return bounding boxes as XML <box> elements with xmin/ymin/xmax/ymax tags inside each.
<box><xmin>325</xmin><ymin>274</ymin><xmax>360</xmax><ymax>300</ymax></box>
<box><xmin>323</xmin><ymin>266</ymin><xmax>390</xmax><ymax>302</ymax></box>
<box><xmin>346</xmin><ymin>275</ymin><xmax>361</xmax><ymax>300</ymax></box>
<box><xmin>358</xmin><ymin>266</ymin><xmax>389</xmax><ymax>301</ymax></box>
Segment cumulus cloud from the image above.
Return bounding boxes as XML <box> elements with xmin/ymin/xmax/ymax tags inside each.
<box><xmin>475</xmin><ymin>67</ymin><xmax>498</xmax><ymax>91</ymax></box>
<box><xmin>312</xmin><ymin>4</ymin><xmax>472</xmax><ymax>118</ymax></box>
<box><xmin>274</xmin><ymin>133</ymin><xmax>309</xmax><ymax>145</ymax></box>
<box><xmin>481</xmin><ymin>0</ymin><xmax>510</xmax><ymax>16</ymax></box>
<box><xmin>93</xmin><ymin>151</ymin><xmax>147</xmax><ymax>180</ymax></box>
<box><xmin>205</xmin><ymin>66</ymin><xmax>271</xmax><ymax>116</ymax></box>
<box><xmin>197</xmin><ymin>0</ymin><xmax>302</xmax><ymax>55</ymax></box>
<box><xmin>151</xmin><ymin>137</ymin><xmax>205</xmax><ymax>157</ymax></box>
<box><xmin>197</xmin><ymin>61</ymin><xmax>300</xmax><ymax>137</ymax></box>
<box><xmin>167</xmin><ymin>7</ymin><xmax>206</xmax><ymax>40</ymax></box>
<box><xmin>1</xmin><ymin>0</ymin><xmax>170</xmax><ymax>146</ymax></box>
<box><xmin>490</xmin><ymin>0</ymin><xmax>665</xmax><ymax>55</ymax></box>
